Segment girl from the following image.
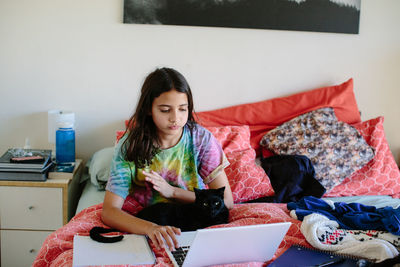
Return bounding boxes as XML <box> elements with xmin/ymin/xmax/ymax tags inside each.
<box><xmin>101</xmin><ymin>67</ymin><xmax>234</xmax><ymax>251</ymax></box>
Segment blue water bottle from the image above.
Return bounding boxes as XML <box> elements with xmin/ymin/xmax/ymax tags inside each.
<box><xmin>56</xmin><ymin>122</ymin><xmax>75</xmax><ymax>164</ymax></box>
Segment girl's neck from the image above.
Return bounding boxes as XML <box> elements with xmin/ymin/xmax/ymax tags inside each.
<box><xmin>157</xmin><ymin>128</ymin><xmax>184</xmax><ymax>149</ymax></box>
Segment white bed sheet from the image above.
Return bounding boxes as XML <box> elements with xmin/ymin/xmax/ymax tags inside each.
<box><xmin>322</xmin><ymin>195</ymin><xmax>400</xmax><ymax>209</ymax></box>
<box><xmin>75</xmin><ymin>179</ymin><xmax>106</xmax><ymax>215</ymax></box>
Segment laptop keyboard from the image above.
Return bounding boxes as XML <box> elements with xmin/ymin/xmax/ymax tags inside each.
<box><xmin>171</xmin><ymin>246</ymin><xmax>190</xmax><ymax>267</ymax></box>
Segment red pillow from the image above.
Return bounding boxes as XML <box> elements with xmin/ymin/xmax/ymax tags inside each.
<box><xmin>206</xmin><ymin>125</ymin><xmax>274</xmax><ymax>203</ymax></box>
<box><xmin>196</xmin><ymin>78</ymin><xmax>361</xmax><ymax>155</ymax></box>
<box><xmin>326</xmin><ymin>117</ymin><xmax>400</xmax><ymax>197</ymax></box>
<box><xmin>116</xmin><ymin>130</ymin><xmax>125</xmax><ymax>143</ymax></box>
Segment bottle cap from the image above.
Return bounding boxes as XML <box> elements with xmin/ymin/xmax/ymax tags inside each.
<box><xmin>58</xmin><ymin>121</ymin><xmax>74</xmax><ymax>129</ymax></box>
<box><xmin>56</xmin><ymin>112</ymin><xmax>75</xmax><ymax>128</ymax></box>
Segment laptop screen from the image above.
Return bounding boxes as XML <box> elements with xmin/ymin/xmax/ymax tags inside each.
<box><xmin>166</xmin><ymin>222</ymin><xmax>291</xmax><ymax>267</ymax></box>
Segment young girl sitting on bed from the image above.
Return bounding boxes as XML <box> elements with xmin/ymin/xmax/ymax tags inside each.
<box><xmin>101</xmin><ymin>67</ymin><xmax>234</xmax><ymax>251</ymax></box>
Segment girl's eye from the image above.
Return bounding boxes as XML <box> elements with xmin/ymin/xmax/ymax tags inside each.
<box><xmin>179</xmin><ymin>109</ymin><xmax>187</xmax><ymax>112</ymax></box>
<box><xmin>160</xmin><ymin>109</ymin><xmax>169</xmax><ymax>113</ymax></box>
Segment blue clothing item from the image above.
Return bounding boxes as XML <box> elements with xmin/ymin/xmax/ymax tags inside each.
<box><xmin>246</xmin><ymin>155</ymin><xmax>325</xmax><ymax>204</ymax></box>
<box><xmin>261</xmin><ymin>155</ymin><xmax>325</xmax><ymax>203</ymax></box>
<box><xmin>287</xmin><ymin>196</ymin><xmax>400</xmax><ymax>235</ymax></box>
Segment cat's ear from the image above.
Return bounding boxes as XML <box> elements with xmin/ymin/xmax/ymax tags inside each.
<box><xmin>217</xmin><ymin>186</ymin><xmax>225</xmax><ymax>196</ymax></box>
<box><xmin>194</xmin><ymin>187</ymin><xmax>201</xmax><ymax>197</ymax></box>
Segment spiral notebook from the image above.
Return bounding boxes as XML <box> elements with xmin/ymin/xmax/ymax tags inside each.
<box><xmin>268</xmin><ymin>245</ymin><xmax>372</xmax><ymax>267</ymax></box>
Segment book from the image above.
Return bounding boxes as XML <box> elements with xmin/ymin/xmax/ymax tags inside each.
<box><xmin>0</xmin><ymin>161</ymin><xmax>54</xmax><ymax>182</ymax></box>
<box><xmin>72</xmin><ymin>234</ymin><xmax>155</xmax><ymax>266</ymax></box>
<box><xmin>0</xmin><ymin>148</ymin><xmax>52</xmax><ymax>170</ymax></box>
<box><xmin>0</xmin><ymin>161</ymin><xmax>54</xmax><ymax>172</ymax></box>
<box><xmin>54</xmin><ymin>162</ymin><xmax>75</xmax><ymax>173</ymax></box>
<box><xmin>268</xmin><ymin>245</ymin><xmax>372</xmax><ymax>267</ymax></box>
<box><xmin>48</xmin><ymin>160</ymin><xmax>80</xmax><ymax>179</ymax></box>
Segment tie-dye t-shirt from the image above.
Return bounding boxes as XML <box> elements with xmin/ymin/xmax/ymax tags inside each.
<box><xmin>106</xmin><ymin>124</ymin><xmax>229</xmax><ymax>207</ymax></box>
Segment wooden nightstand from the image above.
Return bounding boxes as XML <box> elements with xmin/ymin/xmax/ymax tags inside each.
<box><xmin>0</xmin><ymin>159</ymin><xmax>83</xmax><ymax>267</ymax></box>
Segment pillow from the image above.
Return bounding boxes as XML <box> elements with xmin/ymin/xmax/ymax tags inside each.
<box><xmin>197</xmin><ymin>78</ymin><xmax>361</xmax><ymax>155</ymax></box>
<box><xmin>326</xmin><ymin>117</ymin><xmax>400</xmax><ymax>197</ymax></box>
<box><xmin>260</xmin><ymin>107</ymin><xmax>374</xmax><ymax>192</ymax></box>
<box><xmin>206</xmin><ymin>125</ymin><xmax>274</xmax><ymax>203</ymax></box>
<box><xmin>116</xmin><ymin>130</ymin><xmax>125</xmax><ymax>143</ymax></box>
<box><xmin>88</xmin><ymin>147</ymin><xmax>114</xmax><ymax>190</ymax></box>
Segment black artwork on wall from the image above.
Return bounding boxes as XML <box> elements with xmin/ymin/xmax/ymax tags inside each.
<box><xmin>123</xmin><ymin>0</ymin><xmax>361</xmax><ymax>34</ymax></box>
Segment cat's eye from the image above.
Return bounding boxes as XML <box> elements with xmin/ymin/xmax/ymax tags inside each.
<box><xmin>203</xmin><ymin>203</ymin><xmax>209</xmax><ymax>207</ymax></box>
<box><xmin>214</xmin><ymin>202</ymin><xmax>220</xmax><ymax>206</ymax></box>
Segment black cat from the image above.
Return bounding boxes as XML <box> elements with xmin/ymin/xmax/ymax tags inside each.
<box><xmin>90</xmin><ymin>187</ymin><xmax>229</xmax><ymax>243</ymax></box>
<box><xmin>136</xmin><ymin>186</ymin><xmax>229</xmax><ymax>231</ymax></box>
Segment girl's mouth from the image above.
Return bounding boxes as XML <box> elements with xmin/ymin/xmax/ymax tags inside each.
<box><xmin>168</xmin><ymin>125</ymin><xmax>179</xmax><ymax>130</ymax></box>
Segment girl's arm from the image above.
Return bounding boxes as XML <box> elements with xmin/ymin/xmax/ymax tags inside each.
<box><xmin>143</xmin><ymin>170</ymin><xmax>234</xmax><ymax>208</ymax></box>
<box><xmin>208</xmin><ymin>170</ymin><xmax>234</xmax><ymax>209</ymax></box>
<box><xmin>143</xmin><ymin>170</ymin><xmax>196</xmax><ymax>203</ymax></box>
<box><xmin>101</xmin><ymin>190</ymin><xmax>181</xmax><ymax>250</ymax></box>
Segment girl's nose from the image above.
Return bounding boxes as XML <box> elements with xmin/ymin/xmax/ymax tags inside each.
<box><xmin>169</xmin><ymin>111</ymin><xmax>178</xmax><ymax>122</ymax></box>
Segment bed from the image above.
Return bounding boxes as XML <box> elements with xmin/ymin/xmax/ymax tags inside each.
<box><xmin>33</xmin><ymin>78</ymin><xmax>400</xmax><ymax>266</ymax></box>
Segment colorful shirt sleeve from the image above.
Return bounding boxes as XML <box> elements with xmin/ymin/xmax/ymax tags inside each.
<box><xmin>105</xmin><ymin>135</ymin><xmax>133</xmax><ymax>199</ymax></box>
<box><xmin>193</xmin><ymin>125</ymin><xmax>229</xmax><ymax>184</ymax></box>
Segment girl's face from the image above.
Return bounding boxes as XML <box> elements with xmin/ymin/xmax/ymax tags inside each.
<box><xmin>151</xmin><ymin>89</ymin><xmax>189</xmax><ymax>143</ymax></box>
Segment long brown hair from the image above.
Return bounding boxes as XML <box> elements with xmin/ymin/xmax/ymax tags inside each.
<box><xmin>122</xmin><ymin>67</ymin><xmax>196</xmax><ymax>168</ymax></box>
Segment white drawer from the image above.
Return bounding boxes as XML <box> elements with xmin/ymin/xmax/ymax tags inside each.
<box><xmin>0</xmin><ymin>186</ymin><xmax>63</xmax><ymax>230</ymax></box>
<box><xmin>1</xmin><ymin>229</ymin><xmax>52</xmax><ymax>267</ymax></box>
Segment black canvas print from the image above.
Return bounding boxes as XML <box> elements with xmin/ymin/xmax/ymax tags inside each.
<box><xmin>123</xmin><ymin>0</ymin><xmax>361</xmax><ymax>34</ymax></box>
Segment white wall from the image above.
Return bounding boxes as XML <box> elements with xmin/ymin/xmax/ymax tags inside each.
<box><xmin>0</xmin><ymin>0</ymin><xmax>399</xmax><ymax>164</ymax></box>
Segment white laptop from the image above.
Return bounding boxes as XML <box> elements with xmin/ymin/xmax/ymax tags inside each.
<box><xmin>166</xmin><ymin>222</ymin><xmax>291</xmax><ymax>267</ymax></box>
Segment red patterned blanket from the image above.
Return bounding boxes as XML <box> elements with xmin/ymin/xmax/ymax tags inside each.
<box><xmin>33</xmin><ymin>203</ymin><xmax>307</xmax><ymax>267</ymax></box>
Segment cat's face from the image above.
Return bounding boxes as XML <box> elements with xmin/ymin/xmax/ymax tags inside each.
<box><xmin>194</xmin><ymin>187</ymin><xmax>226</xmax><ymax>217</ymax></box>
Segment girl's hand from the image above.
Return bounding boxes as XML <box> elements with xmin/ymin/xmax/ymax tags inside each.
<box><xmin>146</xmin><ymin>224</ymin><xmax>181</xmax><ymax>251</ymax></box>
<box><xmin>143</xmin><ymin>170</ymin><xmax>175</xmax><ymax>198</ymax></box>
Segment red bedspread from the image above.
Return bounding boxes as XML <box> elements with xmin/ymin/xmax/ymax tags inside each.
<box><xmin>33</xmin><ymin>203</ymin><xmax>307</xmax><ymax>267</ymax></box>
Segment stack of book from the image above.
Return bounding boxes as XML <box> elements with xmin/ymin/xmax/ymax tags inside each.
<box><xmin>0</xmin><ymin>148</ymin><xmax>54</xmax><ymax>182</ymax></box>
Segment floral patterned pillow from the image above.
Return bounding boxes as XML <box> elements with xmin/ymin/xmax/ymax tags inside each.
<box><xmin>260</xmin><ymin>107</ymin><xmax>374</xmax><ymax>192</ymax></box>
<box><xmin>326</xmin><ymin>116</ymin><xmax>400</xmax><ymax>197</ymax></box>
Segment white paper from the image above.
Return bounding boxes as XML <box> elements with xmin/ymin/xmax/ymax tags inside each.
<box><xmin>73</xmin><ymin>234</ymin><xmax>155</xmax><ymax>266</ymax></box>
<box><xmin>47</xmin><ymin>110</ymin><xmax>61</xmax><ymax>144</ymax></box>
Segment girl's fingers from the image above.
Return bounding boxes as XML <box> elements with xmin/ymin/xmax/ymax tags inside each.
<box><xmin>148</xmin><ymin>226</ymin><xmax>180</xmax><ymax>251</ymax></box>
<box><xmin>161</xmin><ymin>228</ymin><xmax>178</xmax><ymax>250</ymax></box>
<box><xmin>167</xmin><ymin>227</ymin><xmax>180</xmax><ymax>248</ymax></box>
<box><xmin>142</xmin><ymin>170</ymin><xmax>156</xmax><ymax>179</ymax></box>
<box><xmin>143</xmin><ymin>172</ymin><xmax>166</xmax><ymax>187</ymax></box>
<box><xmin>148</xmin><ymin>235</ymin><xmax>160</xmax><ymax>250</ymax></box>
<box><xmin>172</xmin><ymin>226</ymin><xmax>181</xmax><ymax>235</ymax></box>
<box><xmin>143</xmin><ymin>171</ymin><xmax>163</xmax><ymax>184</ymax></box>
<box><xmin>153</xmin><ymin>232</ymin><xmax>165</xmax><ymax>250</ymax></box>
<box><xmin>145</xmin><ymin>177</ymin><xmax>161</xmax><ymax>188</ymax></box>
<box><xmin>153</xmin><ymin>185</ymin><xmax>160</xmax><ymax>191</ymax></box>
<box><xmin>142</xmin><ymin>170</ymin><xmax>161</xmax><ymax>179</ymax></box>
